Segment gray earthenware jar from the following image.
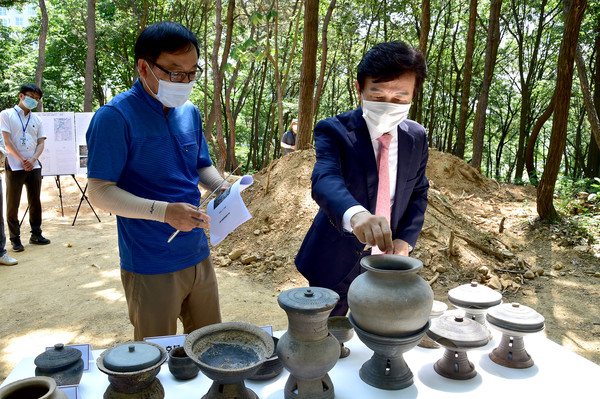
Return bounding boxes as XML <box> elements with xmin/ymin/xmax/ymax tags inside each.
<box><xmin>0</xmin><ymin>376</ymin><xmax>68</xmax><ymax>399</ymax></box>
<box><xmin>348</xmin><ymin>255</ymin><xmax>433</xmax><ymax>336</ymax></box>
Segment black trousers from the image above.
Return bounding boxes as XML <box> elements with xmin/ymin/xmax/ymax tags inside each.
<box><xmin>0</xmin><ymin>174</ymin><xmax>6</xmax><ymax>256</ymax></box>
<box><xmin>5</xmin><ymin>162</ymin><xmax>43</xmax><ymax>241</ymax></box>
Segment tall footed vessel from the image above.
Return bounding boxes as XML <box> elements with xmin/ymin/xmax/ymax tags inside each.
<box><xmin>348</xmin><ymin>255</ymin><xmax>433</xmax><ymax>390</ymax></box>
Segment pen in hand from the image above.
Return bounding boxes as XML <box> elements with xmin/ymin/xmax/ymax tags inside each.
<box><xmin>167</xmin><ymin>166</ymin><xmax>240</xmax><ymax>243</ymax></box>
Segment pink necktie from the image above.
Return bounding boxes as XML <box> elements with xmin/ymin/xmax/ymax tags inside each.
<box><xmin>375</xmin><ymin>133</ymin><xmax>392</xmax><ymax>222</ymax></box>
<box><xmin>372</xmin><ymin>133</ymin><xmax>392</xmax><ymax>255</ymax></box>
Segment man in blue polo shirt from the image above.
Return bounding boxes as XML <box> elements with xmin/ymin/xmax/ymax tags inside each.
<box><xmin>86</xmin><ymin>21</ymin><xmax>226</xmax><ymax>340</ymax></box>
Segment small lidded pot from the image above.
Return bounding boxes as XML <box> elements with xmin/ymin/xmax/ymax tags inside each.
<box><xmin>34</xmin><ymin>343</ymin><xmax>84</xmax><ymax>386</ymax></box>
<box><xmin>96</xmin><ymin>341</ymin><xmax>167</xmax><ymax>399</ymax></box>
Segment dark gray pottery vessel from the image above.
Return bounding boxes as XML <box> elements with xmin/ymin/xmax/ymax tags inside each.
<box><xmin>0</xmin><ymin>376</ymin><xmax>68</xmax><ymax>399</ymax></box>
<box><xmin>96</xmin><ymin>341</ymin><xmax>167</xmax><ymax>399</ymax></box>
<box><xmin>248</xmin><ymin>336</ymin><xmax>283</xmax><ymax>380</ymax></box>
<box><xmin>327</xmin><ymin>316</ymin><xmax>354</xmax><ymax>358</ymax></box>
<box><xmin>277</xmin><ymin>287</ymin><xmax>340</xmax><ymax>399</ymax></box>
<box><xmin>34</xmin><ymin>343</ymin><xmax>84</xmax><ymax>386</ymax></box>
<box><xmin>168</xmin><ymin>346</ymin><xmax>200</xmax><ymax>380</ymax></box>
<box><xmin>184</xmin><ymin>322</ymin><xmax>273</xmax><ymax>399</ymax></box>
<box><xmin>348</xmin><ymin>255</ymin><xmax>433</xmax><ymax>337</ymax></box>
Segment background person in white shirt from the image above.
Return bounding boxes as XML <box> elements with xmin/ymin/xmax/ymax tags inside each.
<box><xmin>0</xmin><ymin>84</ymin><xmax>51</xmax><ymax>253</ymax></box>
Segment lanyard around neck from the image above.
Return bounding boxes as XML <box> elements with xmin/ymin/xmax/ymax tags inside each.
<box><xmin>13</xmin><ymin>106</ymin><xmax>31</xmax><ymax>135</ymax></box>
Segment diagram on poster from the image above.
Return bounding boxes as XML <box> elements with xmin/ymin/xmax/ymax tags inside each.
<box><xmin>75</xmin><ymin>112</ymin><xmax>94</xmax><ymax>175</ymax></box>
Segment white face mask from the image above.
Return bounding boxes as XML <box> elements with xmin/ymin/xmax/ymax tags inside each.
<box><xmin>143</xmin><ymin>61</ymin><xmax>195</xmax><ymax>108</ymax></box>
<box><xmin>362</xmin><ymin>99</ymin><xmax>411</xmax><ymax>136</ymax></box>
<box><xmin>23</xmin><ymin>96</ymin><xmax>38</xmax><ymax>110</ymax></box>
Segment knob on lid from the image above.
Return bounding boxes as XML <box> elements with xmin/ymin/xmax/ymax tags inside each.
<box><xmin>278</xmin><ymin>287</ymin><xmax>340</xmax><ymax>314</ymax></box>
<box><xmin>34</xmin><ymin>343</ymin><xmax>82</xmax><ymax>369</ymax></box>
<box><xmin>103</xmin><ymin>343</ymin><xmax>162</xmax><ymax>372</ymax></box>
<box><xmin>448</xmin><ymin>281</ymin><xmax>502</xmax><ymax>309</ymax></box>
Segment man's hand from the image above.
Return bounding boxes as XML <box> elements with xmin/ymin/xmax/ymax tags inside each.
<box><xmin>219</xmin><ymin>180</ymin><xmax>231</xmax><ymax>192</ymax></box>
<box><xmin>22</xmin><ymin>158</ymin><xmax>35</xmax><ymax>171</ymax></box>
<box><xmin>392</xmin><ymin>239</ymin><xmax>411</xmax><ymax>256</ymax></box>
<box><xmin>351</xmin><ymin>211</ymin><xmax>393</xmax><ymax>253</ymax></box>
<box><xmin>164</xmin><ymin>202</ymin><xmax>211</xmax><ymax>232</ymax></box>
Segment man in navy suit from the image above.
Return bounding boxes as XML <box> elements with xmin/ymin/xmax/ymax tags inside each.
<box><xmin>295</xmin><ymin>41</ymin><xmax>429</xmax><ymax>316</ymax></box>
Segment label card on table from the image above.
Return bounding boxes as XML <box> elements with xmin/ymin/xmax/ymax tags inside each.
<box><xmin>46</xmin><ymin>344</ymin><xmax>93</xmax><ymax>372</ymax></box>
<box><xmin>144</xmin><ymin>334</ymin><xmax>187</xmax><ymax>354</ymax></box>
<box><xmin>261</xmin><ymin>326</ymin><xmax>274</xmax><ymax>336</ymax></box>
<box><xmin>58</xmin><ymin>385</ymin><xmax>79</xmax><ymax>399</ymax></box>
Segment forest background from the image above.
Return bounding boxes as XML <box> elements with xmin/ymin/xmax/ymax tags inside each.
<box><xmin>0</xmin><ymin>0</ymin><xmax>599</xmax><ymax>222</ymax></box>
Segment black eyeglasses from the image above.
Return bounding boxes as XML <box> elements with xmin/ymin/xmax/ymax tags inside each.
<box><xmin>148</xmin><ymin>60</ymin><xmax>203</xmax><ymax>82</ymax></box>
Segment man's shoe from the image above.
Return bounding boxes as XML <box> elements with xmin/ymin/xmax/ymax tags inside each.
<box><xmin>12</xmin><ymin>240</ymin><xmax>24</xmax><ymax>252</ymax></box>
<box><xmin>30</xmin><ymin>235</ymin><xmax>51</xmax><ymax>245</ymax></box>
<box><xmin>0</xmin><ymin>253</ymin><xmax>18</xmax><ymax>266</ymax></box>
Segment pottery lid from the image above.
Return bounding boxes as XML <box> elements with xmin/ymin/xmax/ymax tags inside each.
<box><xmin>103</xmin><ymin>343</ymin><xmax>162</xmax><ymax>372</ymax></box>
<box><xmin>486</xmin><ymin>303</ymin><xmax>545</xmax><ymax>333</ymax></box>
<box><xmin>278</xmin><ymin>287</ymin><xmax>340</xmax><ymax>314</ymax></box>
<box><xmin>430</xmin><ymin>300</ymin><xmax>448</xmax><ymax>317</ymax></box>
<box><xmin>34</xmin><ymin>343</ymin><xmax>82</xmax><ymax>369</ymax></box>
<box><xmin>448</xmin><ymin>281</ymin><xmax>502</xmax><ymax>309</ymax></box>
<box><xmin>426</xmin><ymin>315</ymin><xmax>489</xmax><ymax>349</ymax></box>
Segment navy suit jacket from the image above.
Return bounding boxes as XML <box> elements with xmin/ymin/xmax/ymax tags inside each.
<box><xmin>295</xmin><ymin>107</ymin><xmax>429</xmax><ymax>288</ymax></box>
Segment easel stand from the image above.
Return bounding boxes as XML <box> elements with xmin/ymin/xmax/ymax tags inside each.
<box><xmin>70</xmin><ymin>174</ymin><xmax>101</xmax><ymax>225</ymax></box>
<box><xmin>19</xmin><ymin>176</ymin><xmax>64</xmax><ymax>227</ymax></box>
<box><xmin>19</xmin><ymin>175</ymin><xmax>100</xmax><ymax>227</ymax></box>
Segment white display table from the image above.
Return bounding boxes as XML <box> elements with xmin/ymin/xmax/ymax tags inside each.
<box><xmin>2</xmin><ymin>330</ymin><xmax>598</xmax><ymax>398</ymax></box>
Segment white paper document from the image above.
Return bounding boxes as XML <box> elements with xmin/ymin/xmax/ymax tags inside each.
<box><xmin>207</xmin><ymin>175</ymin><xmax>253</xmax><ymax>246</ymax></box>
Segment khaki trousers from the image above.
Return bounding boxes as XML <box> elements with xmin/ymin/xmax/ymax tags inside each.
<box><xmin>121</xmin><ymin>256</ymin><xmax>222</xmax><ymax>341</ymax></box>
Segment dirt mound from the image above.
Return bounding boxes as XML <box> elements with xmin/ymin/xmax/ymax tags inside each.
<box><xmin>426</xmin><ymin>148</ymin><xmax>498</xmax><ymax>199</ymax></box>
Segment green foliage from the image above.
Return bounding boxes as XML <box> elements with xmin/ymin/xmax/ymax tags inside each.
<box><xmin>553</xmin><ymin>176</ymin><xmax>600</xmax><ymax>245</ymax></box>
<box><xmin>0</xmin><ymin>0</ymin><xmax>597</xmax><ymax>188</ymax></box>
<box><xmin>555</xmin><ymin>176</ymin><xmax>600</xmax><ymax>199</ymax></box>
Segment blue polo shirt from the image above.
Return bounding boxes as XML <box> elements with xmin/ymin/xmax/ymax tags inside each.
<box><xmin>86</xmin><ymin>79</ymin><xmax>212</xmax><ymax>274</ymax></box>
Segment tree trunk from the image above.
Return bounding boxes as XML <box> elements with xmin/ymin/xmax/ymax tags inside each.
<box><xmin>265</xmin><ymin>0</ymin><xmax>284</xmax><ymax>166</ymax></box>
<box><xmin>575</xmin><ymin>45</ymin><xmax>600</xmax><ymax>152</ymax></box>
<box><xmin>35</xmin><ymin>0</ymin><xmax>48</xmax><ymax>111</ymax></box>
<box><xmin>454</xmin><ymin>0</ymin><xmax>478</xmax><ymax>159</ymax></box>
<box><xmin>84</xmin><ymin>0</ymin><xmax>96</xmax><ymax>112</ymax></box>
<box><xmin>419</xmin><ymin>0</ymin><xmax>430</xmax><ymax>55</ymax></box>
<box><xmin>587</xmin><ymin>21</ymin><xmax>600</xmax><ymax>177</ymax></box>
<box><xmin>537</xmin><ymin>0</ymin><xmax>587</xmax><ymax>220</ymax></box>
<box><xmin>426</xmin><ymin>9</ymin><xmax>449</xmax><ymax>146</ymax></box>
<box><xmin>471</xmin><ymin>0</ymin><xmax>502</xmax><ymax>171</ymax></box>
<box><xmin>446</xmin><ymin>14</ymin><xmax>463</xmax><ymax>154</ymax></box>
<box><xmin>224</xmin><ymin>65</ymin><xmax>240</xmax><ymax>171</ymax></box>
<box><xmin>512</xmin><ymin>0</ymin><xmax>553</xmax><ymax>182</ymax></box>
<box><xmin>206</xmin><ymin>0</ymin><xmax>234</xmax><ymax>171</ymax></box>
<box><xmin>526</xmin><ymin>93</ymin><xmax>556</xmax><ymax>185</ymax></box>
<box><xmin>296</xmin><ymin>0</ymin><xmax>319</xmax><ymax>150</ymax></box>
<box><xmin>313</xmin><ymin>0</ymin><xmax>336</xmax><ymax>118</ymax></box>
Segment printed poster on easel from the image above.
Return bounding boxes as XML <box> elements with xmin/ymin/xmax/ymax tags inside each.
<box><xmin>37</xmin><ymin>112</ymin><xmax>77</xmax><ymax>176</ymax></box>
<box><xmin>35</xmin><ymin>112</ymin><xmax>94</xmax><ymax>176</ymax></box>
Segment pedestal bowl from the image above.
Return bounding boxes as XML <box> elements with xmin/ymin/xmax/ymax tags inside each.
<box><xmin>184</xmin><ymin>322</ymin><xmax>273</xmax><ymax>399</ymax></box>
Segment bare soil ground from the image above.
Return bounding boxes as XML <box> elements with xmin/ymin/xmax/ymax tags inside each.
<box><xmin>1</xmin><ymin>148</ymin><xmax>599</xmax><ymax>383</ymax></box>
